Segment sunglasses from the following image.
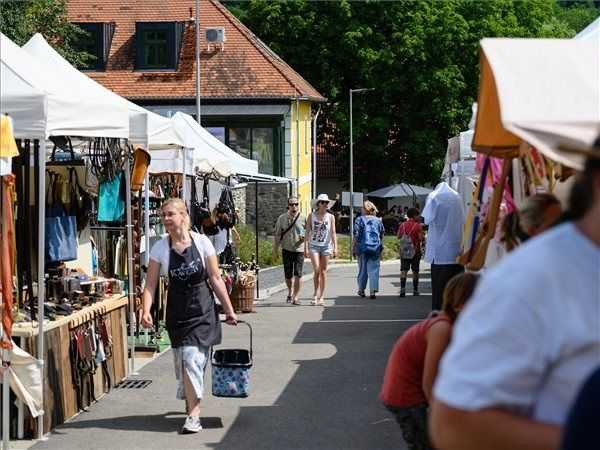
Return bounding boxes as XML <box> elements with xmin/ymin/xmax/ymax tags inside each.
<box><xmin>288</xmin><ymin>203</ymin><xmax>299</xmax><ymax>206</ymax></box>
<box><xmin>318</xmin><ymin>201</ymin><xmax>328</xmax><ymax>205</ymax></box>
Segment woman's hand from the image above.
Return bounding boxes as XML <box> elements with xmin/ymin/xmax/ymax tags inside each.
<box><xmin>304</xmin><ymin>249</ymin><xmax>309</xmax><ymax>258</ymax></box>
<box><xmin>332</xmin><ymin>249</ymin><xmax>337</xmax><ymax>259</ymax></box>
<box><xmin>141</xmin><ymin>311</ymin><xmax>153</xmax><ymax>329</ymax></box>
<box><xmin>225</xmin><ymin>311</ymin><xmax>238</xmax><ymax>325</ymax></box>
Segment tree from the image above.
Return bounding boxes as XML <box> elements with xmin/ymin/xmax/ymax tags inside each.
<box><xmin>0</xmin><ymin>0</ymin><xmax>92</xmax><ymax>67</ymax></box>
<box><xmin>224</xmin><ymin>0</ymin><xmax>599</xmax><ymax>189</ymax></box>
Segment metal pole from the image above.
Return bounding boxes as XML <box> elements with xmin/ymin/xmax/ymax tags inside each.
<box><xmin>182</xmin><ymin>149</ymin><xmax>188</xmax><ymax>204</ymax></box>
<box><xmin>255</xmin><ymin>181</ymin><xmax>259</xmax><ymax>299</ymax></box>
<box><xmin>295</xmin><ymin>99</ymin><xmax>300</xmax><ymax>197</ymax></box>
<box><xmin>349</xmin><ymin>90</ymin><xmax>354</xmax><ymax>262</ymax></box>
<box><xmin>195</xmin><ymin>0</ymin><xmax>201</xmax><ymax>124</ymax></box>
<box><xmin>312</xmin><ymin>105</ymin><xmax>321</xmax><ymax>199</ymax></box>
<box><xmin>144</xmin><ymin>172</ymin><xmax>150</xmax><ymax>268</ymax></box>
<box><xmin>124</xmin><ymin>156</ymin><xmax>136</xmax><ymax>375</ymax></box>
<box><xmin>1</xmin><ymin>303</ymin><xmax>10</xmax><ymax>450</ymax></box>
<box><xmin>36</xmin><ymin>139</ymin><xmax>46</xmax><ymax>440</ymax></box>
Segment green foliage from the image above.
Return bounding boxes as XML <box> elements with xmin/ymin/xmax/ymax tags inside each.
<box><xmin>236</xmin><ymin>224</ymin><xmax>282</xmax><ymax>267</ymax></box>
<box><xmin>0</xmin><ymin>0</ymin><xmax>93</xmax><ymax>67</ymax></box>
<box><xmin>224</xmin><ymin>0</ymin><xmax>599</xmax><ymax>188</ymax></box>
<box><xmin>336</xmin><ymin>235</ymin><xmax>400</xmax><ymax>261</ymax></box>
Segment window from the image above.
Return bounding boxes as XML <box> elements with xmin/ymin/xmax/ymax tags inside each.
<box><xmin>73</xmin><ymin>23</ymin><xmax>114</xmax><ymax>71</ymax></box>
<box><xmin>202</xmin><ymin>118</ymin><xmax>283</xmax><ymax>176</ymax></box>
<box><xmin>229</xmin><ymin>128</ymin><xmax>251</xmax><ymax>159</ymax></box>
<box><xmin>135</xmin><ymin>22</ymin><xmax>184</xmax><ymax>71</ymax></box>
<box><xmin>253</xmin><ymin>128</ymin><xmax>274</xmax><ymax>175</ymax></box>
<box><xmin>206</xmin><ymin>127</ymin><xmax>226</xmax><ymax>143</ymax></box>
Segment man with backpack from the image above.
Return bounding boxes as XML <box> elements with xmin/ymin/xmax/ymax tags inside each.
<box><xmin>353</xmin><ymin>201</ymin><xmax>385</xmax><ymax>299</ymax></box>
<box><xmin>397</xmin><ymin>208</ymin><xmax>424</xmax><ymax>297</ymax></box>
<box><xmin>273</xmin><ymin>197</ymin><xmax>306</xmax><ymax>305</ymax></box>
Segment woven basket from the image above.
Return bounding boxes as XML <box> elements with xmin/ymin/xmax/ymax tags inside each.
<box><xmin>231</xmin><ymin>282</ymin><xmax>256</xmax><ymax>313</ymax></box>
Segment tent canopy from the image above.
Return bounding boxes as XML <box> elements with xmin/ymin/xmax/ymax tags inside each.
<box><xmin>22</xmin><ymin>33</ymin><xmax>183</xmax><ymax>149</ymax></box>
<box><xmin>576</xmin><ymin>17</ymin><xmax>600</xmax><ymax>41</ymax></box>
<box><xmin>367</xmin><ymin>183</ymin><xmax>432</xmax><ymax>198</ymax></box>
<box><xmin>1</xmin><ymin>33</ymin><xmax>129</xmax><ymax>139</ymax></box>
<box><xmin>472</xmin><ymin>38</ymin><xmax>600</xmax><ymax>170</ymax></box>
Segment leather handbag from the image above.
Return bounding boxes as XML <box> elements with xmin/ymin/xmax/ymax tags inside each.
<box><xmin>45</xmin><ymin>174</ymin><xmax>78</xmax><ymax>262</ymax></box>
<box><xmin>98</xmin><ymin>171</ymin><xmax>125</xmax><ymax>222</ymax></box>
<box><xmin>130</xmin><ymin>146</ymin><xmax>151</xmax><ymax>192</ymax></box>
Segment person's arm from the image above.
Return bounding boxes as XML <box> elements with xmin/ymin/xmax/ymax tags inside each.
<box><xmin>304</xmin><ymin>213</ymin><xmax>311</xmax><ymax>257</ymax></box>
<box><xmin>206</xmin><ymin>254</ymin><xmax>238</xmax><ymax>325</ymax></box>
<box><xmin>422</xmin><ymin>320</ymin><xmax>452</xmax><ymax>402</ymax></box>
<box><xmin>232</xmin><ymin>226</ymin><xmax>241</xmax><ymax>244</ymax></box>
<box><xmin>429</xmin><ymin>401</ymin><xmax>561</xmax><ymax>450</ymax></box>
<box><xmin>330</xmin><ymin>213</ymin><xmax>337</xmax><ymax>258</ymax></box>
<box><xmin>141</xmin><ymin>259</ymin><xmax>161</xmax><ymax>328</ymax></box>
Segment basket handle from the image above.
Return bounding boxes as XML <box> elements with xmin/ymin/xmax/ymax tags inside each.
<box><xmin>216</xmin><ymin>319</ymin><xmax>252</xmax><ymax>358</ymax></box>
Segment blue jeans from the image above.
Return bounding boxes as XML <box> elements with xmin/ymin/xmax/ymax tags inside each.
<box><xmin>357</xmin><ymin>253</ymin><xmax>381</xmax><ymax>293</ymax></box>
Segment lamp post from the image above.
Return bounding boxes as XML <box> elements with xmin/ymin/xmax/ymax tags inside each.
<box><xmin>195</xmin><ymin>0</ymin><xmax>201</xmax><ymax>123</ymax></box>
<box><xmin>349</xmin><ymin>88</ymin><xmax>374</xmax><ymax>261</ymax></box>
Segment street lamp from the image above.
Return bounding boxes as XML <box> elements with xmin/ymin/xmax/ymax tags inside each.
<box><xmin>349</xmin><ymin>88</ymin><xmax>374</xmax><ymax>261</ymax></box>
<box><xmin>195</xmin><ymin>0</ymin><xmax>201</xmax><ymax>123</ymax></box>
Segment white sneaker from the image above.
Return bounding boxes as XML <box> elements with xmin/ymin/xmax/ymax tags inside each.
<box><xmin>181</xmin><ymin>415</ymin><xmax>202</xmax><ymax>434</ymax></box>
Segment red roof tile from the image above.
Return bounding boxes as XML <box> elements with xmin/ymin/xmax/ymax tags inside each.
<box><xmin>67</xmin><ymin>0</ymin><xmax>325</xmax><ymax>102</ymax></box>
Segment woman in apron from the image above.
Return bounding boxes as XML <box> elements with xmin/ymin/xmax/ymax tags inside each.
<box><xmin>142</xmin><ymin>198</ymin><xmax>238</xmax><ymax>434</ymax></box>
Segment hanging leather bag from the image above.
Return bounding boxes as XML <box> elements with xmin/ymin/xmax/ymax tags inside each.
<box><xmin>45</xmin><ymin>173</ymin><xmax>78</xmax><ymax>262</ymax></box>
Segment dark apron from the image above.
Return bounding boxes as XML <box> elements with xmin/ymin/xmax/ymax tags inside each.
<box><xmin>166</xmin><ymin>239</ymin><xmax>222</xmax><ymax>348</ymax></box>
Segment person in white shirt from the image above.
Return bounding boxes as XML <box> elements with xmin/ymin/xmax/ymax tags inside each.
<box><xmin>430</xmin><ymin>154</ymin><xmax>600</xmax><ymax>450</ymax></box>
<box><xmin>422</xmin><ymin>182</ymin><xmax>465</xmax><ymax>310</ymax></box>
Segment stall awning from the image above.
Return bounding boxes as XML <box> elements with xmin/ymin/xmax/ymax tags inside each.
<box><xmin>473</xmin><ymin>38</ymin><xmax>600</xmax><ymax>169</ymax></box>
<box><xmin>22</xmin><ymin>34</ymin><xmax>184</xmax><ymax>149</ymax></box>
<box><xmin>1</xmin><ymin>33</ymin><xmax>129</xmax><ymax>139</ymax></box>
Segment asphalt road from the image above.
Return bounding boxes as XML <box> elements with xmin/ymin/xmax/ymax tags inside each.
<box><xmin>31</xmin><ymin>262</ymin><xmax>432</xmax><ymax>450</ymax></box>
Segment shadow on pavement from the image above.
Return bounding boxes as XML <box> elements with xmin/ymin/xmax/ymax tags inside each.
<box><xmin>208</xmin><ymin>291</ymin><xmax>430</xmax><ymax>450</ymax></box>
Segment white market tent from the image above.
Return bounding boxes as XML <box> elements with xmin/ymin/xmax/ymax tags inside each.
<box><xmin>21</xmin><ymin>34</ymin><xmax>184</xmax><ymax>149</ymax></box>
<box><xmin>575</xmin><ymin>16</ymin><xmax>600</xmax><ymax>41</ymax></box>
<box><xmin>1</xmin><ymin>33</ymin><xmax>129</xmax><ymax>139</ymax></box>
<box><xmin>472</xmin><ymin>38</ymin><xmax>600</xmax><ymax>170</ymax></box>
<box><xmin>1</xmin><ymin>32</ymin><xmax>131</xmax><ymax>444</ymax></box>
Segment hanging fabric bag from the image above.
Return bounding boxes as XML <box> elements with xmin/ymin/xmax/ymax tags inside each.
<box><xmin>97</xmin><ymin>171</ymin><xmax>125</xmax><ymax>222</ymax></box>
<box><xmin>45</xmin><ymin>173</ymin><xmax>78</xmax><ymax>262</ymax></box>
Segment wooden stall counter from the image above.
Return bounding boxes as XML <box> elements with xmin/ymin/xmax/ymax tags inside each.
<box><xmin>13</xmin><ymin>294</ymin><xmax>129</xmax><ymax>434</ymax></box>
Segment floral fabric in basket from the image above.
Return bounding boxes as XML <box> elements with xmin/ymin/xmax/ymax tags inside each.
<box><xmin>212</xmin><ymin>366</ymin><xmax>250</xmax><ymax>398</ymax></box>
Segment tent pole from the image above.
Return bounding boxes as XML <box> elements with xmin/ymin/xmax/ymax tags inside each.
<box><xmin>124</xmin><ymin>155</ymin><xmax>137</xmax><ymax>375</ymax></box>
<box><xmin>181</xmin><ymin>149</ymin><xmax>187</xmax><ymax>204</ymax></box>
<box><xmin>1</xmin><ymin>261</ymin><xmax>10</xmax><ymax>450</ymax></box>
<box><xmin>36</xmin><ymin>139</ymin><xmax>46</xmax><ymax>440</ymax></box>
<box><xmin>144</xmin><ymin>172</ymin><xmax>150</xmax><ymax>267</ymax></box>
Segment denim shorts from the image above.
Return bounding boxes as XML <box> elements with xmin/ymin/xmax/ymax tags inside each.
<box><xmin>308</xmin><ymin>244</ymin><xmax>332</xmax><ymax>256</ymax></box>
<box><xmin>172</xmin><ymin>345</ymin><xmax>209</xmax><ymax>400</ymax></box>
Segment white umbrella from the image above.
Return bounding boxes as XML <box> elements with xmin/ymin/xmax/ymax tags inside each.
<box><xmin>368</xmin><ymin>183</ymin><xmax>432</xmax><ymax>198</ymax></box>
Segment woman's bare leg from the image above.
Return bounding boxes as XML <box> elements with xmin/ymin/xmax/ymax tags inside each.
<box><xmin>318</xmin><ymin>255</ymin><xmax>330</xmax><ymax>302</ymax></box>
<box><xmin>309</xmin><ymin>251</ymin><xmax>320</xmax><ymax>298</ymax></box>
<box><xmin>183</xmin><ymin>370</ymin><xmax>201</xmax><ymax>416</ymax></box>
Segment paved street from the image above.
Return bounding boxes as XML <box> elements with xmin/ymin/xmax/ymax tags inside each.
<box><xmin>31</xmin><ymin>262</ymin><xmax>432</xmax><ymax>450</ymax></box>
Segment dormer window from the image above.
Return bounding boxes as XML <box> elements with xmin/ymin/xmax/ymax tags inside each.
<box><xmin>135</xmin><ymin>22</ymin><xmax>184</xmax><ymax>71</ymax></box>
<box><xmin>74</xmin><ymin>22</ymin><xmax>115</xmax><ymax>71</ymax></box>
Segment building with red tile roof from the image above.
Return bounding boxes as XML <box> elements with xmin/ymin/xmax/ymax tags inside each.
<box><xmin>67</xmin><ymin>0</ymin><xmax>325</xmax><ymax>211</ymax></box>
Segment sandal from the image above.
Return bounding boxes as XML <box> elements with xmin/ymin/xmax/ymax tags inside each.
<box><xmin>292</xmin><ymin>298</ymin><xmax>301</xmax><ymax>306</ymax></box>
<box><xmin>317</xmin><ymin>298</ymin><xmax>325</xmax><ymax>306</ymax></box>
<box><xmin>286</xmin><ymin>295</ymin><xmax>292</xmax><ymax>303</ymax></box>
<box><xmin>310</xmin><ymin>295</ymin><xmax>319</xmax><ymax>306</ymax></box>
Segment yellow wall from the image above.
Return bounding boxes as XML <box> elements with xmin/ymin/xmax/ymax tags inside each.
<box><xmin>291</xmin><ymin>100</ymin><xmax>314</xmax><ymax>215</ymax></box>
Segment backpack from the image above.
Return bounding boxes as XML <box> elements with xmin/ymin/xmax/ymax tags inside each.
<box><xmin>358</xmin><ymin>216</ymin><xmax>383</xmax><ymax>256</ymax></box>
<box><xmin>399</xmin><ymin>222</ymin><xmax>418</xmax><ymax>259</ymax></box>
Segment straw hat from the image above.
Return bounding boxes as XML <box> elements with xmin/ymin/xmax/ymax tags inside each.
<box><xmin>311</xmin><ymin>193</ymin><xmax>334</xmax><ymax>209</ymax></box>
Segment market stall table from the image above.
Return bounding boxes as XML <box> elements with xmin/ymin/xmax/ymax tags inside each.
<box><xmin>11</xmin><ymin>294</ymin><xmax>128</xmax><ymax>434</ymax></box>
